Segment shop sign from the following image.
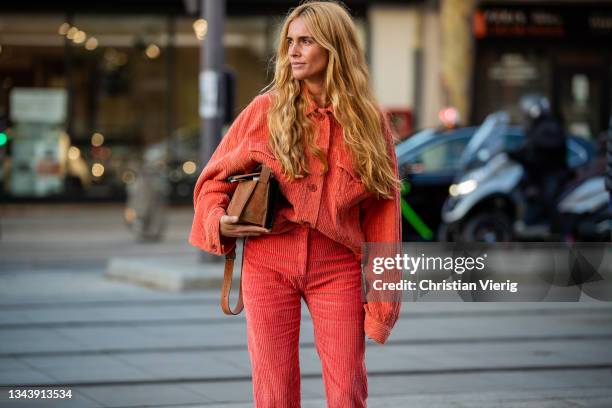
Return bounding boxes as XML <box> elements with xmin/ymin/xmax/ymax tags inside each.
<box><xmin>474</xmin><ymin>8</ymin><xmax>564</xmax><ymax>39</ymax></box>
<box><xmin>9</xmin><ymin>88</ymin><xmax>67</xmax><ymax>124</ymax></box>
<box><xmin>474</xmin><ymin>4</ymin><xmax>612</xmax><ymax>40</ymax></box>
<box><xmin>589</xmin><ymin>13</ymin><xmax>612</xmax><ymax>36</ymax></box>
<box><xmin>488</xmin><ymin>54</ymin><xmax>538</xmax><ymax>85</ymax></box>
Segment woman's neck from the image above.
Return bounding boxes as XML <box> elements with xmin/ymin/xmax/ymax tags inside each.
<box><xmin>304</xmin><ymin>80</ymin><xmax>328</xmax><ymax>108</ymax></box>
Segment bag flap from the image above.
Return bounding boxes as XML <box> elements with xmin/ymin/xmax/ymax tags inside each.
<box><xmin>227</xmin><ymin>180</ymin><xmax>258</xmax><ymax>217</ymax></box>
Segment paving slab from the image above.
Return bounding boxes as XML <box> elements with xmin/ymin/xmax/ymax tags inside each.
<box><xmin>77</xmin><ymin>384</ymin><xmax>210</xmax><ymax>408</ymax></box>
<box><xmin>0</xmin><ymin>369</ymin><xmax>57</xmax><ymax>388</ymax></box>
<box><xmin>0</xmin><ymin>329</ymin><xmax>84</xmax><ymax>355</ymax></box>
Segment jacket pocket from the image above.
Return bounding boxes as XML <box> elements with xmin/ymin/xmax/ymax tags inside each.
<box><xmin>335</xmin><ymin>157</ymin><xmax>370</xmax><ymax>209</ymax></box>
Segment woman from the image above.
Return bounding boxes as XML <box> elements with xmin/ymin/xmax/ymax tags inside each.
<box><xmin>189</xmin><ymin>1</ymin><xmax>401</xmax><ymax>406</ymax></box>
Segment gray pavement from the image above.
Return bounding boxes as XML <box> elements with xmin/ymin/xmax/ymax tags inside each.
<box><xmin>1</xmin><ymin>204</ymin><xmax>612</xmax><ymax>407</ymax></box>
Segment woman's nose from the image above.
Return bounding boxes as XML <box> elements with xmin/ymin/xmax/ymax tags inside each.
<box><xmin>289</xmin><ymin>43</ymin><xmax>301</xmax><ymax>56</ymax></box>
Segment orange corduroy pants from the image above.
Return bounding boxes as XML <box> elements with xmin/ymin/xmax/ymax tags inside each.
<box><xmin>242</xmin><ymin>225</ymin><xmax>367</xmax><ymax>407</ymax></box>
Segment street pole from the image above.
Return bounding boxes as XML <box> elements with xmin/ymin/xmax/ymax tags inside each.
<box><xmin>64</xmin><ymin>13</ymin><xmax>74</xmax><ymax>139</ymax></box>
<box><xmin>166</xmin><ymin>15</ymin><xmax>176</xmax><ymax>161</ymax></box>
<box><xmin>199</xmin><ymin>0</ymin><xmax>226</xmax><ymax>262</ymax></box>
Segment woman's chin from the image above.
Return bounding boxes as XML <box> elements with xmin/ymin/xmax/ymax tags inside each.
<box><xmin>291</xmin><ymin>69</ymin><xmax>310</xmax><ymax>80</ymax></box>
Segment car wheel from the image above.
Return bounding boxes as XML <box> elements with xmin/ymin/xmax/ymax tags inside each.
<box><xmin>460</xmin><ymin>212</ymin><xmax>512</xmax><ymax>243</ymax></box>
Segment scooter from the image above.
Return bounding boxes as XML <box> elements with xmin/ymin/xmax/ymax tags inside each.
<box><xmin>440</xmin><ymin>112</ymin><xmax>609</xmax><ymax>242</ymax></box>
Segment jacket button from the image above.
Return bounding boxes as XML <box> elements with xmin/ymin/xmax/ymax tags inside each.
<box><xmin>307</xmin><ymin>183</ymin><xmax>317</xmax><ymax>192</ymax></box>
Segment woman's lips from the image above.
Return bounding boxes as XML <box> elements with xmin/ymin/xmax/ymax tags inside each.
<box><xmin>291</xmin><ymin>63</ymin><xmax>305</xmax><ymax>68</ymax></box>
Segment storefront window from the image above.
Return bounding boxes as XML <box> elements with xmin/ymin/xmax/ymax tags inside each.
<box><xmin>0</xmin><ymin>13</ymin><xmax>273</xmax><ymax>202</ymax></box>
<box><xmin>473</xmin><ymin>48</ymin><xmax>551</xmax><ymax>124</ymax></box>
<box><xmin>558</xmin><ymin>71</ymin><xmax>602</xmax><ymax>139</ymax></box>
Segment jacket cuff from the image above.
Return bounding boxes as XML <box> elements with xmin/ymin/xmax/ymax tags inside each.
<box><xmin>364</xmin><ymin>307</ymin><xmax>391</xmax><ymax>345</ymax></box>
<box><xmin>209</xmin><ymin>207</ymin><xmax>237</xmax><ymax>255</ymax></box>
<box><xmin>189</xmin><ymin>206</ymin><xmax>236</xmax><ymax>256</ymax></box>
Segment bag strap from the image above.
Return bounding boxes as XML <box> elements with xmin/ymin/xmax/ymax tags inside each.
<box><xmin>259</xmin><ymin>165</ymin><xmax>272</xmax><ymax>184</ymax></box>
<box><xmin>220</xmin><ymin>165</ymin><xmax>272</xmax><ymax>315</ymax></box>
<box><xmin>221</xmin><ymin>238</ymin><xmax>245</xmax><ymax>315</ymax></box>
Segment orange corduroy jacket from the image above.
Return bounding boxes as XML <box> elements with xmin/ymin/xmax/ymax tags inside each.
<box><xmin>188</xmin><ymin>89</ymin><xmax>402</xmax><ymax>344</ymax></box>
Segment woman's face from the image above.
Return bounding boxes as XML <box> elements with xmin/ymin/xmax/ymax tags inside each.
<box><xmin>287</xmin><ymin>17</ymin><xmax>328</xmax><ymax>83</ymax></box>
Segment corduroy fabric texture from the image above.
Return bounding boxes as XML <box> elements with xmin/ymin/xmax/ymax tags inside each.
<box><xmin>243</xmin><ymin>225</ymin><xmax>367</xmax><ymax>407</ymax></box>
<box><xmin>188</xmin><ymin>88</ymin><xmax>402</xmax><ymax>344</ymax></box>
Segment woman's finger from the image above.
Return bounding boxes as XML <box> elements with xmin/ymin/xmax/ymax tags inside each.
<box><xmin>224</xmin><ymin>225</ymin><xmax>270</xmax><ymax>235</ymax></box>
<box><xmin>223</xmin><ymin>223</ymin><xmax>269</xmax><ymax>233</ymax></box>
<box><xmin>225</xmin><ymin>231</ymin><xmax>265</xmax><ymax>237</ymax></box>
<box><xmin>220</xmin><ymin>215</ymin><xmax>239</xmax><ymax>224</ymax></box>
<box><xmin>237</xmin><ymin>226</ymin><xmax>271</xmax><ymax>233</ymax></box>
<box><xmin>228</xmin><ymin>228</ymin><xmax>270</xmax><ymax>236</ymax></box>
<box><xmin>220</xmin><ymin>215</ymin><xmax>270</xmax><ymax>238</ymax></box>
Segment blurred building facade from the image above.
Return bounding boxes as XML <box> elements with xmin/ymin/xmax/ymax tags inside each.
<box><xmin>0</xmin><ymin>0</ymin><xmax>376</xmax><ymax>202</ymax></box>
<box><xmin>420</xmin><ymin>0</ymin><xmax>612</xmax><ymax>137</ymax></box>
<box><xmin>0</xmin><ymin>0</ymin><xmax>610</xmax><ymax>202</ymax></box>
<box><xmin>471</xmin><ymin>1</ymin><xmax>612</xmax><ymax>138</ymax></box>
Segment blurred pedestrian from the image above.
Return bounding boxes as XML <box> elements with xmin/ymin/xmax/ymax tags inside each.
<box><xmin>125</xmin><ymin>156</ymin><xmax>167</xmax><ymax>242</ymax></box>
<box><xmin>188</xmin><ymin>1</ymin><xmax>401</xmax><ymax>406</ymax></box>
<box><xmin>508</xmin><ymin>94</ymin><xmax>568</xmax><ymax>226</ymax></box>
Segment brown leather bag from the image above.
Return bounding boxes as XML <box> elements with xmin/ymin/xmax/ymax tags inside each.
<box><xmin>221</xmin><ymin>165</ymin><xmax>279</xmax><ymax>315</ymax></box>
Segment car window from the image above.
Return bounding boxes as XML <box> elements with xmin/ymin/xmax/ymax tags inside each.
<box><xmin>504</xmin><ymin>132</ymin><xmax>523</xmax><ymax>150</ymax></box>
<box><xmin>395</xmin><ymin>129</ymin><xmax>436</xmax><ymax>159</ymax></box>
<box><xmin>411</xmin><ymin>138</ymin><xmax>469</xmax><ymax>172</ymax></box>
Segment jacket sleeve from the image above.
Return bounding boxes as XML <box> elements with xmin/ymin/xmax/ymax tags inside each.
<box><xmin>188</xmin><ymin>94</ymin><xmax>269</xmax><ymax>256</ymax></box>
<box><xmin>360</xmin><ymin>114</ymin><xmax>403</xmax><ymax>345</ymax></box>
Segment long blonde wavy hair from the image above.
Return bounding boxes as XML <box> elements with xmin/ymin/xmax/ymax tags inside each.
<box><xmin>262</xmin><ymin>0</ymin><xmax>399</xmax><ymax>199</ymax></box>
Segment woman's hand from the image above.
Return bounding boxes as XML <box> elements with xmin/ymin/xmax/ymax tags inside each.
<box><xmin>220</xmin><ymin>215</ymin><xmax>270</xmax><ymax>237</ymax></box>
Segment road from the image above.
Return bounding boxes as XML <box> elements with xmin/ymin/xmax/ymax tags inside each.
<box><xmin>1</xmin><ymin>204</ymin><xmax>611</xmax><ymax>407</ymax></box>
